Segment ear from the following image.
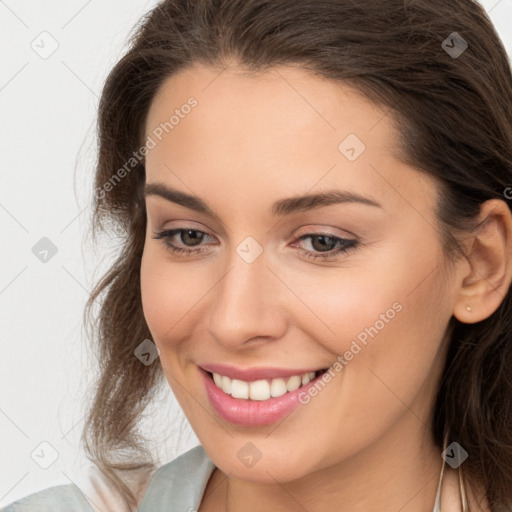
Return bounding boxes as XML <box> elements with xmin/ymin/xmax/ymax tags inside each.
<box><xmin>453</xmin><ymin>199</ymin><xmax>512</xmax><ymax>324</ymax></box>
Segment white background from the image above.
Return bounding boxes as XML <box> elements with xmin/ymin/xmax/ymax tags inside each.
<box><xmin>1</xmin><ymin>0</ymin><xmax>511</xmax><ymax>507</ymax></box>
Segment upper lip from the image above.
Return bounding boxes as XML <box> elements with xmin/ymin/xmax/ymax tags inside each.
<box><xmin>199</xmin><ymin>363</ymin><xmax>326</xmax><ymax>382</ymax></box>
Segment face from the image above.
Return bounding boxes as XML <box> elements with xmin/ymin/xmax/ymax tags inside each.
<box><xmin>140</xmin><ymin>63</ymin><xmax>457</xmax><ymax>483</ymax></box>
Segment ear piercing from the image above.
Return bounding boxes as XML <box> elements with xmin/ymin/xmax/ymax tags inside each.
<box><xmin>466</xmin><ymin>305</ymin><xmax>472</xmax><ymax>312</ymax></box>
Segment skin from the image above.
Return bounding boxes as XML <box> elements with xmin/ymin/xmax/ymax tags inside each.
<box><xmin>140</xmin><ymin>63</ymin><xmax>512</xmax><ymax>511</ymax></box>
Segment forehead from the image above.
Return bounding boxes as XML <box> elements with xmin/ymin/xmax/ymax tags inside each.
<box><xmin>143</xmin><ymin>63</ymin><xmax>438</xmax><ymax>220</ymax></box>
<box><xmin>145</xmin><ymin>63</ymin><xmax>394</xmax><ymax>151</ymax></box>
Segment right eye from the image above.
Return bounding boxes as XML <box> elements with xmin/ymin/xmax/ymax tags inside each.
<box><xmin>152</xmin><ymin>228</ymin><xmax>216</xmax><ymax>256</ymax></box>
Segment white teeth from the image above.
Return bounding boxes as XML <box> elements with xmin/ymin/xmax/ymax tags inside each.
<box><xmin>213</xmin><ymin>373</ymin><xmax>223</xmax><ymax>387</ymax></box>
<box><xmin>231</xmin><ymin>379</ymin><xmax>249</xmax><ymax>399</ymax></box>
<box><xmin>211</xmin><ymin>371</ymin><xmax>318</xmax><ymax>401</ymax></box>
<box><xmin>249</xmin><ymin>380</ymin><xmax>271</xmax><ymax>401</ymax></box>
<box><xmin>306</xmin><ymin>371</ymin><xmax>315</xmax><ymax>383</ymax></box>
<box><xmin>221</xmin><ymin>375</ymin><xmax>231</xmax><ymax>394</ymax></box>
<box><xmin>286</xmin><ymin>375</ymin><xmax>301</xmax><ymax>392</ymax></box>
<box><xmin>270</xmin><ymin>378</ymin><xmax>287</xmax><ymax>398</ymax></box>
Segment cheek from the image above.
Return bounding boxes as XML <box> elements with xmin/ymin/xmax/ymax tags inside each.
<box><xmin>322</xmin><ymin>248</ymin><xmax>451</xmax><ymax>419</ymax></box>
<box><xmin>293</xmin><ymin>235</ymin><xmax>451</xmax><ymax>387</ymax></box>
<box><xmin>140</xmin><ymin>248</ymin><xmax>184</xmax><ymax>344</ymax></box>
<box><xmin>287</xmin><ymin>253</ymin><xmax>451</xmax><ymax>465</ymax></box>
<box><xmin>140</xmin><ymin>247</ymin><xmax>217</xmax><ymax>354</ymax></box>
<box><xmin>316</xmin><ymin>237</ymin><xmax>447</xmax><ymax>351</ymax></box>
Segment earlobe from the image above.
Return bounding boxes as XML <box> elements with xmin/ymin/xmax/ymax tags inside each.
<box><xmin>453</xmin><ymin>199</ymin><xmax>512</xmax><ymax>324</ymax></box>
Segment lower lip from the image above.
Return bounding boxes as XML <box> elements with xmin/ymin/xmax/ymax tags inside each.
<box><xmin>199</xmin><ymin>367</ymin><xmax>324</xmax><ymax>426</ymax></box>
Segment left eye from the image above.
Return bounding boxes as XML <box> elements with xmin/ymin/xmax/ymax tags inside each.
<box><xmin>292</xmin><ymin>233</ymin><xmax>359</xmax><ymax>260</ymax></box>
<box><xmin>152</xmin><ymin>229</ymin><xmax>359</xmax><ymax>260</ymax></box>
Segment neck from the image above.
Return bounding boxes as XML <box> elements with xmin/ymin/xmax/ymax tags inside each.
<box><xmin>218</xmin><ymin>419</ymin><xmax>442</xmax><ymax>512</ymax></box>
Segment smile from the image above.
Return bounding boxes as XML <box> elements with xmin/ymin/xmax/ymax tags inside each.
<box><xmin>199</xmin><ymin>365</ymin><xmax>329</xmax><ymax>426</ymax></box>
<box><xmin>212</xmin><ymin>371</ymin><xmax>319</xmax><ymax>401</ymax></box>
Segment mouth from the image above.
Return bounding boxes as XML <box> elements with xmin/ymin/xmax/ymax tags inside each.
<box><xmin>198</xmin><ymin>364</ymin><xmax>331</xmax><ymax>426</ymax></box>
<box><xmin>207</xmin><ymin>368</ymin><xmax>329</xmax><ymax>401</ymax></box>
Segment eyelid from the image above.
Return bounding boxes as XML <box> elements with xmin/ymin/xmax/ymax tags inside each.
<box><xmin>154</xmin><ymin>223</ymin><xmax>355</xmax><ymax>245</ymax></box>
<box><xmin>153</xmin><ymin>219</ymin><xmax>213</xmax><ymax>234</ymax></box>
<box><xmin>293</xmin><ymin>224</ymin><xmax>357</xmax><ymax>240</ymax></box>
<box><xmin>153</xmin><ymin>224</ymin><xmax>360</xmax><ymax>263</ymax></box>
<box><xmin>146</xmin><ymin>203</ymin><xmax>230</xmax><ymax>238</ymax></box>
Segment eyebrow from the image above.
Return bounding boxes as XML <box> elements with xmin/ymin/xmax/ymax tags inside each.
<box><xmin>144</xmin><ymin>182</ymin><xmax>383</xmax><ymax>218</ymax></box>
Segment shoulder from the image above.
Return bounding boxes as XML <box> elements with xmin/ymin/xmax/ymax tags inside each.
<box><xmin>137</xmin><ymin>444</ymin><xmax>216</xmax><ymax>512</ymax></box>
<box><xmin>0</xmin><ymin>483</ymin><xmax>94</xmax><ymax>512</ymax></box>
<box><xmin>1</xmin><ymin>446</ymin><xmax>215</xmax><ymax>512</ymax></box>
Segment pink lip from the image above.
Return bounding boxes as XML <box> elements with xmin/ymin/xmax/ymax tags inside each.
<box><xmin>199</xmin><ymin>363</ymin><xmax>323</xmax><ymax>382</ymax></box>
<box><xmin>198</xmin><ymin>366</ymin><xmax>326</xmax><ymax>426</ymax></box>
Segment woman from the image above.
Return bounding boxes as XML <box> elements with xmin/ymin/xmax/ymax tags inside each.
<box><xmin>3</xmin><ymin>0</ymin><xmax>512</xmax><ymax>511</ymax></box>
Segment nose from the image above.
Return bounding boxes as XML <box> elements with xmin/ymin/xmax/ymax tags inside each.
<box><xmin>206</xmin><ymin>243</ymin><xmax>288</xmax><ymax>350</ymax></box>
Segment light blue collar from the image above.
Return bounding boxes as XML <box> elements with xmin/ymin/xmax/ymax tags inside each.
<box><xmin>138</xmin><ymin>445</ymin><xmax>215</xmax><ymax>512</ymax></box>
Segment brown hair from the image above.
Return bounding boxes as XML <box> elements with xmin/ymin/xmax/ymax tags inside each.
<box><xmin>82</xmin><ymin>0</ymin><xmax>512</xmax><ymax>510</ymax></box>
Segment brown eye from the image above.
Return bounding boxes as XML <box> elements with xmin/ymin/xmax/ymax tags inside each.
<box><xmin>180</xmin><ymin>229</ymin><xmax>205</xmax><ymax>246</ymax></box>
<box><xmin>152</xmin><ymin>228</ymin><xmax>215</xmax><ymax>256</ymax></box>
<box><xmin>293</xmin><ymin>233</ymin><xmax>359</xmax><ymax>261</ymax></box>
<box><xmin>309</xmin><ymin>235</ymin><xmax>338</xmax><ymax>252</ymax></box>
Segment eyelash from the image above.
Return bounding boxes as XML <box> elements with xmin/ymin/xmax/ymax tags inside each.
<box><xmin>152</xmin><ymin>228</ymin><xmax>359</xmax><ymax>261</ymax></box>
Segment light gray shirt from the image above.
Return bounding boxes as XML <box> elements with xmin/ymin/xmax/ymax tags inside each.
<box><xmin>0</xmin><ymin>445</ymin><xmax>216</xmax><ymax>512</ymax></box>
